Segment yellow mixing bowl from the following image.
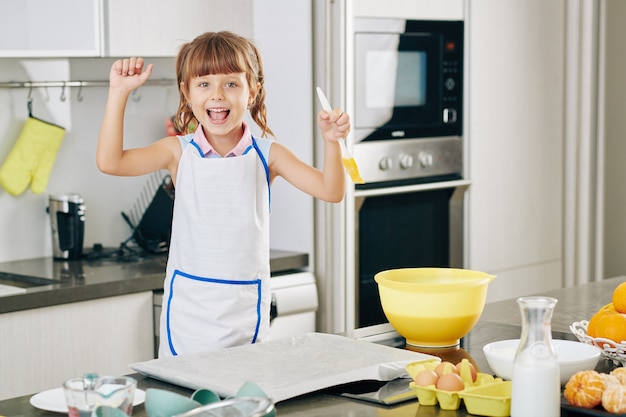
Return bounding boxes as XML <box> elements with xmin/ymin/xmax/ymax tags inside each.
<box><xmin>374</xmin><ymin>268</ymin><xmax>496</xmax><ymax>347</ymax></box>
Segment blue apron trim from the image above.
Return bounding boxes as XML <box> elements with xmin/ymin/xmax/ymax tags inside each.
<box><xmin>165</xmin><ymin>269</ymin><xmax>263</xmax><ymax>356</ymax></box>
<box><xmin>189</xmin><ymin>140</ymin><xmax>204</xmax><ymax>157</ymax></box>
<box><xmin>251</xmin><ymin>137</ymin><xmax>271</xmax><ymax>211</ymax></box>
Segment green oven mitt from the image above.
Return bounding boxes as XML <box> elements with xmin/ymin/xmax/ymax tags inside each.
<box><xmin>0</xmin><ymin>117</ymin><xmax>65</xmax><ymax>196</ymax></box>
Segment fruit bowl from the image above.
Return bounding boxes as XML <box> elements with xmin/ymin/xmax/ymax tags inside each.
<box><xmin>570</xmin><ymin>320</ymin><xmax>626</xmax><ymax>366</ymax></box>
<box><xmin>374</xmin><ymin>268</ymin><xmax>495</xmax><ymax>347</ymax></box>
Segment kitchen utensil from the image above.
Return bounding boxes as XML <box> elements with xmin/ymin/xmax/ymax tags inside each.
<box><xmin>48</xmin><ymin>194</ymin><xmax>85</xmax><ymax>260</ymax></box>
<box><xmin>144</xmin><ymin>389</ymin><xmax>201</xmax><ymax>417</ymax></box>
<box><xmin>173</xmin><ymin>398</ymin><xmax>274</xmax><ymax>417</ymax></box>
<box><xmin>374</xmin><ymin>268</ymin><xmax>495</xmax><ymax>347</ymax></box>
<box><xmin>63</xmin><ymin>376</ymin><xmax>137</xmax><ymax>417</ymax></box>
<box><xmin>190</xmin><ymin>389</ymin><xmax>220</xmax><ymax>405</ymax></box>
<box><xmin>483</xmin><ymin>338</ymin><xmax>601</xmax><ymax>385</ymax></box>
<box><xmin>315</xmin><ymin>87</ymin><xmax>364</xmax><ymax>184</ymax></box>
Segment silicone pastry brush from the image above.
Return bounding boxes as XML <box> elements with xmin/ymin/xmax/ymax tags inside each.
<box><xmin>316</xmin><ymin>87</ymin><xmax>365</xmax><ymax>184</ymax></box>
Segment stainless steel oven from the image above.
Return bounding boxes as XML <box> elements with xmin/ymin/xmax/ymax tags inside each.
<box><xmin>312</xmin><ymin>4</ymin><xmax>468</xmax><ymax>347</ymax></box>
<box><xmin>351</xmin><ymin>177</ymin><xmax>469</xmax><ymax>345</ymax></box>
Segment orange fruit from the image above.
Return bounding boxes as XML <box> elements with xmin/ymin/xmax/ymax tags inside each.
<box><xmin>564</xmin><ymin>370</ymin><xmax>606</xmax><ymax>409</ymax></box>
<box><xmin>613</xmin><ymin>282</ymin><xmax>626</xmax><ymax>313</ymax></box>
<box><xmin>610</xmin><ymin>368</ymin><xmax>626</xmax><ymax>385</ymax></box>
<box><xmin>587</xmin><ymin>303</ymin><xmax>616</xmax><ymax>337</ymax></box>
<box><xmin>602</xmin><ymin>384</ymin><xmax>626</xmax><ymax>413</ymax></box>
<box><xmin>595</xmin><ymin>312</ymin><xmax>626</xmax><ymax>344</ymax></box>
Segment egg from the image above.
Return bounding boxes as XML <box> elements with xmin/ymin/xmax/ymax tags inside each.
<box><xmin>434</xmin><ymin>361</ymin><xmax>458</xmax><ymax>377</ymax></box>
<box><xmin>414</xmin><ymin>369</ymin><xmax>439</xmax><ymax>386</ymax></box>
<box><xmin>455</xmin><ymin>359</ymin><xmax>477</xmax><ymax>382</ymax></box>
<box><xmin>436</xmin><ymin>372</ymin><xmax>465</xmax><ymax>391</ymax></box>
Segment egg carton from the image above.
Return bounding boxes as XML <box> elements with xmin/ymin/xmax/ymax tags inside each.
<box><xmin>405</xmin><ymin>359</ymin><xmax>511</xmax><ymax>417</ymax></box>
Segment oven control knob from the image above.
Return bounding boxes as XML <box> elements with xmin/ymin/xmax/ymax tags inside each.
<box><xmin>418</xmin><ymin>152</ymin><xmax>434</xmax><ymax>168</ymax></box>
<box><xmin>399</xmin><ymin>153</ymin><xmax>414</xmax><ymax>169</ymax></box>
<box><xmin>379</xmin><ymin>156</ymin><xmax>393</xmax><ymax>171</ymax></box>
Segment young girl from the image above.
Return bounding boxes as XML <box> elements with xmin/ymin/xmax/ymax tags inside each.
<box><xmin>97</xmin><ymin>31</ymin><xmax>349</xmax><ymax>357</ymax></box>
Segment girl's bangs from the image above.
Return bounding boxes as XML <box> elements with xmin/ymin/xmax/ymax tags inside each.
<box><xmin>188</xmin><ymin>41</ymin><xmax>245</xmax><ymax>78</ymax></box>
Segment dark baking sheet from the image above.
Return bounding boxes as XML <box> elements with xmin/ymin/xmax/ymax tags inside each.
<box><xmin>562</xmin><ymin>395</ymin><xmax>626</xmax><ymax>417</ymax></box>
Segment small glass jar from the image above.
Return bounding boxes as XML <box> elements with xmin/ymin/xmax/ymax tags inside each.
<box><xmin>510</xmin><ymin>296</ymin><xmax>560</xmax><ymax>417</ymax></box>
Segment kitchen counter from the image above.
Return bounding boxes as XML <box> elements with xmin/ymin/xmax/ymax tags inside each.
<box><xmin>0</xmin><ymin>249</ymin><xmax>309</xmax><ymax>314</ymax></box>
<box><xmin>1</xmin><ymin>277</ymin><xmax>622</xmax><ymax>416</ymax></box>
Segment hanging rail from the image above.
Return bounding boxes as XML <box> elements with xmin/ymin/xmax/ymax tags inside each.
<box><xmin>0</xmin><ymin>79</ymin><xmax>176</xmax><ymax>89</ymax></box>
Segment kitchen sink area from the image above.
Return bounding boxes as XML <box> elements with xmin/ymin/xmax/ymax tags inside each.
<box><xmin>0</xmin><ymin>271</ymin><xmax>58</xmax><ymax>288</ymax></box>
<box><xmin>0</xmin><ymin>272</ymin><xmax>59</xmax><ymax>296</ymax></box>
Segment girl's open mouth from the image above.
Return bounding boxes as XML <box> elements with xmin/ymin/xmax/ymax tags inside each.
<box><xmin>207</xmin><ymin>108</ymin><xmax>230</xmax><ymax>124</ymax></box>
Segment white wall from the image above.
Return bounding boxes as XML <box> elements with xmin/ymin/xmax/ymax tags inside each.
<box><xmin>0</xmin><ymin>3</ymin><xmax>315</xmax><ymax>263</ymax></box>
<box><xmin>252</xmin><ymin>0</ymin><xmax>315</xmax><ymax>259</ymax></box>
<box><xmin>0</xmin><ymin>57</ymin><xmax>179</xmax><ymax>262</ymax></box>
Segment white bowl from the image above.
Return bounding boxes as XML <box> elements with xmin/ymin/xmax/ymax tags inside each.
<box><xmin>482</xmin><ymin>339</ymin><xmax>601</xmax><ymax>385</ymax></box>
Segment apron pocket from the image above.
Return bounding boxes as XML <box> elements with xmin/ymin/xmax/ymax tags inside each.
<box><xmin>165</xmin><ymin>269</ymin><xmax>263</xmax><ymax>356</ymax></box>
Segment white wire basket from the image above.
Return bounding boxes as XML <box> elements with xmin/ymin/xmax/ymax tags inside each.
<box><xmin>570</xmin><ymin>320</ymin><xmax>626</xmax><ymax>367</ymax></box>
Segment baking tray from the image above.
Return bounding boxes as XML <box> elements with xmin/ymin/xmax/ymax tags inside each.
<box><xmin>131</xmin><ymin>332</ymin><xmax>438</xmax><ymax>403</ymax></box>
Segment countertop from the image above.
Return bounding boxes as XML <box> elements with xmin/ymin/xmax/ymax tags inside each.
<box><xmin>1</xmin><ymin>277</ymin><xmax>623</xmax><ymax>416</ymax></box>
<box><xmin>0</xmin><ymin>249</ymin><xmax>309</xmax><ymax>314</ymax></box>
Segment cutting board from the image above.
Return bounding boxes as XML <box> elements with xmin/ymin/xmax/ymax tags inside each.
<box><xmin>130</xmin><ymin>332</ymin><xmax>438</xmax><ymax>402</ymax></box>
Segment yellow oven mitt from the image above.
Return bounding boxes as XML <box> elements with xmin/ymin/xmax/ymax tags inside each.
<box><xmin>0</xmin><ymin>117</ymin><xmax>65</xmax><ymax>196</ymax></box>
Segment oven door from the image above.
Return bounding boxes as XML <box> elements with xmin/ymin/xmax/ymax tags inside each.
<box><xmin>352</xmin><ymin>179</ymin><xmax>470</xmax><ymax>343</ymax></box>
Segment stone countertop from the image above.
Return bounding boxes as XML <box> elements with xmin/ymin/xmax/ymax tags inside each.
<box><xmin>0</xmin><ymin>249</ymin><xmax>309</xmax><ymax>314</ymax></box>
<box><xmin>0</xmin><ymin>277</ymin><xmax>621</xmax><ymax>417</ymax></box>
<box><xmin>0</xmin><ymin>320</ymin><xmax>609</xmax><ymax>417</ymax></box>
<box><xmin>479</xmin><ymin>276</ymin><xmax>626</xmax><ymax>338</ymax></box>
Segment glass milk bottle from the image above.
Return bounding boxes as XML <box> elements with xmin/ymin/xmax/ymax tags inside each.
<box><xmin>511</xmin><ymin>296</ymin><xmax>560</xmax><ymax>417</ymax></box>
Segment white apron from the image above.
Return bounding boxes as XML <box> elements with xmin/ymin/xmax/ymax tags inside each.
<box><xmin>158</xmin><ymin>137</ymin><xmax>271</xmax><ymax>357</ymax></box>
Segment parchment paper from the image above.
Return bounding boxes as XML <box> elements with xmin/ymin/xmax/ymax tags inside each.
<box><xmin>130</xmin><ymin>332</ymin><xmax>438</xmax><ymax>402</ymax></box>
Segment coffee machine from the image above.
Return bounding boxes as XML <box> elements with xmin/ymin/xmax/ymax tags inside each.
<box><xmin>48</xmin><ymin>194</ymin><xmax>85</xmax><ymax>260</ymax></box>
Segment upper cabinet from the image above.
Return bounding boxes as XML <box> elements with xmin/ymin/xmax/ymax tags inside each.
<box><xmin>0</xmin><ymin>0</ymin><xmax>101</xmax><ymax>57</ymax></box>
<box><xmin>104</xmin><ymin>0</ymin><xmax>253</xmax><ymax>57</ymax></box>
<box><xmin>0</xmin><ymin>0</ymin><xmax>252</xmax><ymax>58</ymax></box>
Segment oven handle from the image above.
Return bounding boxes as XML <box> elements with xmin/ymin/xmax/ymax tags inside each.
<box><xmin>354</xmin><ymin>179</ymin><xmax>471</xmax><ymax>198</ymax></box>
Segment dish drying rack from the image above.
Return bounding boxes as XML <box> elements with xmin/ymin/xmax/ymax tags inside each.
<box><xmin>120</xmin><ymin>171</ymin><xmax>174</xmax><ymax>255</ymax></box>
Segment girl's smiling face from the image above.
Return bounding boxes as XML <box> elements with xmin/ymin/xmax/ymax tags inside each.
<box><xmin>186</xmin><ymin>72</ymin><xmax>254</xmax><ymax>142</ymax></box>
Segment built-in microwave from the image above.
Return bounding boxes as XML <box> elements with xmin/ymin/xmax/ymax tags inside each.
<box><xmin>354</xmin><ymin>18</ymin><xmax>464</xmax><ymax>142</ymax></box>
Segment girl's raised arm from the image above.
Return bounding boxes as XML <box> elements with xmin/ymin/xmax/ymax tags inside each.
<box><xmin>96</xmin><ymin>58</ymin><xmax>176</xmax><ymax>178</ymax></box>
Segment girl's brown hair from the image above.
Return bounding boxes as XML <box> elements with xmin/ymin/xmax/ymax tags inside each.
<box><xmin>174</xmin><ymin>31</ymin><xmax>274</xmax><ymax>137</ymax></box>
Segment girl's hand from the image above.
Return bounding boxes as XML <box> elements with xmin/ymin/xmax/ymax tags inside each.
<box><xmin>109</xmin><ymin>57</ymin><xmax>153</xmax><ymax>92</ymax></box>
<box><xmin>317</xmin><ymin>109</ymin><xmax>351</xmax><ymax>143</ymax></box>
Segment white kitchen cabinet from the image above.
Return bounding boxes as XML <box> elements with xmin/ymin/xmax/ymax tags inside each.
<box><xmin>467</xmin><ymin>0</ymin><xmax>565</xmax><ymax>301</ymax></box>
<box><xmin>0</xmin><ymin>0</ymin><xmax>252</xmax><ymax>58</ymax></box>
<box><xmin>104</xmin><ymin>0</ymin><xmax>253</xmax><ymax>57</ymax></box>
<box><xmin>0</xmin><ymin>291</ymin><xmax>153</xmax><ymax>401</ymax></box>
<box><xmin>0</xmin><ymin>0</ymin><xmax>101</xmax><ymax>57</ymax></box>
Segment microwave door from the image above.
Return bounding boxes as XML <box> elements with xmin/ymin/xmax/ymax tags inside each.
<box><xmin>354</xmin><ymin>32</ymin><xmax>441</xmax><ymax>142</ymax></box>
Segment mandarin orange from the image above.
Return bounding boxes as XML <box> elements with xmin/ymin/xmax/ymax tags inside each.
<box><xmin>610</xmin><ymin>368</ymin><xmax>626</xmax><ymax>385</ymax></box>
<box><xmin>564</xmin><ymin>370</ymin><xmax>606</xmax><ymax>409</ymax></box>
<box><xmin>613</xmin><ymin>281</ymin><xmax>626</xmax><ymax>314</ymax></box>
<box><xmin>587</xmin><ymin>303</ymin><xmax>616</xmax><ymax>338</ymax></box>
<box><xmin>602</xmin><ymin>384</ymin><xmax>626</xmax><ymax>414</ymax></box>
<box><xmin>595</xmin><ymin>312</ymin><xmax>626</xmax><ymax>344</ymax></box>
